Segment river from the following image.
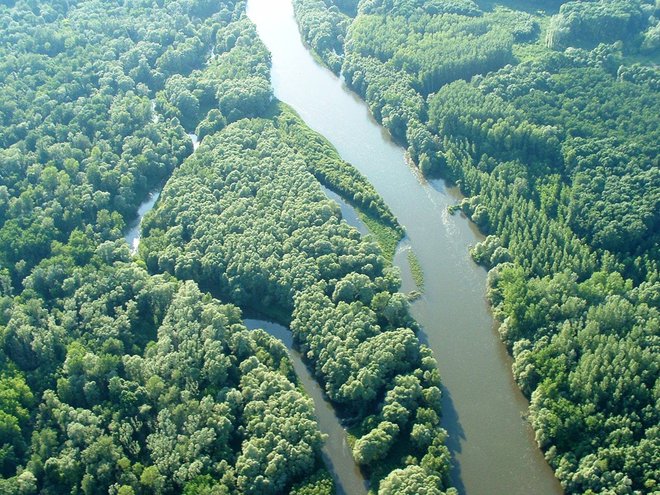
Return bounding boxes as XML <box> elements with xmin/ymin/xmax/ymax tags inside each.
<box><xmin>246</xmin><ymin>1</ymin><xmax>563</xmax><ymax>494</ymax></box>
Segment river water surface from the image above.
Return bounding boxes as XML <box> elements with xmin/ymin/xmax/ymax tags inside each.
<box><xmin>246</xmin><ymin>1</ymin><xmax>563</xmax><ymax>494</ymax></box>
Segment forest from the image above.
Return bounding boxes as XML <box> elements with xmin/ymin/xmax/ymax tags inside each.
<box><xmin>293</xmin><ymin>0</ymin><xmax>659</xmax><ymax>493</ymax></box>
<box><xmin>0</xmin><ymin>0</ymin><xmax>457</xmax><ymax>493</ymax></box>
<box><xmin>140</xmin><ymin>105</ymin><xmax>454</xmax><ymax>493</ymax></box>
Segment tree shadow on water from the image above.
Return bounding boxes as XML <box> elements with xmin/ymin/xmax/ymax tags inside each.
<box><xmin>442</xmin><ymin>384</ymin><xmax>467</xmax><ymax>495</ymax></box>
<box><xmin>415</xmin><ymin>324</ymin><xmax>467</xmax><ymax>495</ymax></box>
<box><xmin>321</xmin><ymin>450</ymin><xmax>369</xmax><ymax>495</ymax></box>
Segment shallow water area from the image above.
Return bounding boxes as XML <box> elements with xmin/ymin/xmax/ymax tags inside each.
<box><xmin>320</xmin><ymin>184</ymin><xmax>369</xmax><ymax>235</ymax></box>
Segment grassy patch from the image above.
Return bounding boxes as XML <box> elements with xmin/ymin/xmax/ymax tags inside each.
<box><xmin>360</xmin><ymin>213</ymin><xmax>403</xmax><ymax>263</ymax></box>
<box><xmin>346</xmin><ymin>426</ymin><xmax>359</xmax><ymax>450</ymax></box>
<box><xmin>513</xmin><ymin>41</ymin><xmax>551</xmax><ymax>63</ymax></box>
<box><xmin>407</xmin><ymin>250</ymin><xmax>424</xmax><ymax>291</ymax></box>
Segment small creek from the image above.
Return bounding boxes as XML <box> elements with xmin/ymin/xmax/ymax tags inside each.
<box><xmin>124</xmin><ymin>133</ymin><xmax>199</xmax><ymax>253</ymax></box>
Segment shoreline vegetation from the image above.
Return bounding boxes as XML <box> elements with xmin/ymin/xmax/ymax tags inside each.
<box><xmin>276</xmin><ymin>103</ymin><xmax>405</xmax><ymax>262</ymax></box>
<box><xmin>292</xmin><ymin>0</ymin><xmax>659</xmax><ymax>492</ymax></box>
<box><xmin>140</xmin><ymin>98</ymin><xmax>455</xmax><ymax>493</ymax></box>
<box><xmin>2</xmin><ymin>0</ymin><xmax>657</xmax><ymax>493</ymax></box>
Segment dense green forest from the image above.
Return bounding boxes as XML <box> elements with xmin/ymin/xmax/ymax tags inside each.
<box><xmin>0</xmin><ymin>0</ymin><xmax>457</xmax><ymax>493</ymax></box>
<box><xmin>293</xmin><ymin>0</ymin><xmax>659</xmax><ymax>493</ymax></box>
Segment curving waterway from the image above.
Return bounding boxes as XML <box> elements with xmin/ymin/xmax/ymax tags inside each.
<box><xmin>320</xmin><ymin>184</ymin><xmax>370</xmax><ymax>236</ymax></box>
<box><xmin>124</xmin><ymin>133</ymin><xmax>199</xmax><ymax>253</ymax></box>
<box><xmin>124</xmin><ymin>190</ymin><xmax>160</xmax><ymax>254</ymax></box>
<box><xmin>244</xmin><ymin>319</ymin><xmax>368</xmax><ymax>495</ymax></box>
<box><xmin>246</xmin><ymin>1</ymin><xmax>564</xmax><ymax>494</ymax></box>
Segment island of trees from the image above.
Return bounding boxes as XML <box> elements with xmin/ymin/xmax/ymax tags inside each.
<box><xmin>0</xmin><ymin>0</ymin><xmax>457</xmax><ymax>493</ymax></box>
<box><xmin>293</xmin><ymin>0</ymin><xmax>659</xmax><ymax>492</ymax></box>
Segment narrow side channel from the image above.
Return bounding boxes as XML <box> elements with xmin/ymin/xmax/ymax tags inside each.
<box><xmin>124</xmin><ymin>133</ymin><xmax>200</xmax><ymax>253</ymax></box>
<box><xmin>244</xmin><ymin>319</ymin><xmax>368</xmax><ymax>495</ymax></box>
<box><xmin>320</xmin><ymin>184</ymin><xmax>370</xmax><ymax>236</ymax></box>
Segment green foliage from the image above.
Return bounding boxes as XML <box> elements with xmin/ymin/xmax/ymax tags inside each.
<box><xmin>288</xmin><ymin>469</ymin><xmax>334</xmax><ymax>495</ymax></box>
<box><xmin>195</xmin><ymin>109</ymin><xmax>227</xmax><ymax>140</ymax></box>
<box><xmin>1</xmin><ymin>259</ymin><xmax>325</xmax><ymax>493</ymax></box>
<box><xmin>470</xmin><ymin>235</ymin><xmax>512</xmax><ymax>268</ymax></box>
<box><xmin>0</xmin><ymin>371</ymin><xmax>33</xmax><ymax>477</ymax></box>
<box><xmin>0</xmin><ymin>0</ymin><xmax>341</xmax><ymax>492</ymax></box>
<box><xmin>342</xmin><ymin>53</ymin><xmax>425</xmax><ymax>142</ymax></box>
<box><xmin>348</xmin><ymin>13</ymin><xmax>514</xmax><ymax>95</ymax></box>
<box><xmin>142</xmin><ymin>115</ymin><xmax>376</xmax><ymax>312</ymax></box>
<box><xmin>378</xmin><ymin>465</ymin><xmax>444</xmax><ymax>495</ymax></box>
<box><xmin>359</xmin><ymin>0</ymin><xmax>482</xmax><ymax>17</ymax></box>
<box><xmin>141</xmin><ymin>106</ymin><xmax>450</xmax><ymax>490</ymax></box>
<box><xmin>0</xmin><ymin>0</ymin><xmax>226</xmax><ymax>284</ymax></box>
<box><xmin>156</xmin><ymin>17</ymin><xmax>272</xmax><ymax>129</ymax></box>
<box><xmin>407</xmin><ymin>251</ymin><xmax>424</xmax><ymax>290</ymax></box>
<box><xmin>641</xmin><ymin>20</ymin><xmax>660</xmax><ymax>52</ymax></box>
<box><xmin>293</xmin><ymin>0</ymin><xmax>351</xmax><ymax>73</ymax></box>
<box><xmin>275</xmin><ymin>104</ymin><xmax>404</xmax><ymax>252</ymax></box>
<box><xmin>353</xmin><ymin>421</ymin><xmax>400</xmax><ymax>465</ymax></box>
<box><xmin>236</xmin><ymin>357</ymin><xmax>324</xmax><ymax>494</ymax></box>
<box><xmin>360</xmin><ymin>214</ymin><xmax>401</xmax><ymax>262</ymax></box>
